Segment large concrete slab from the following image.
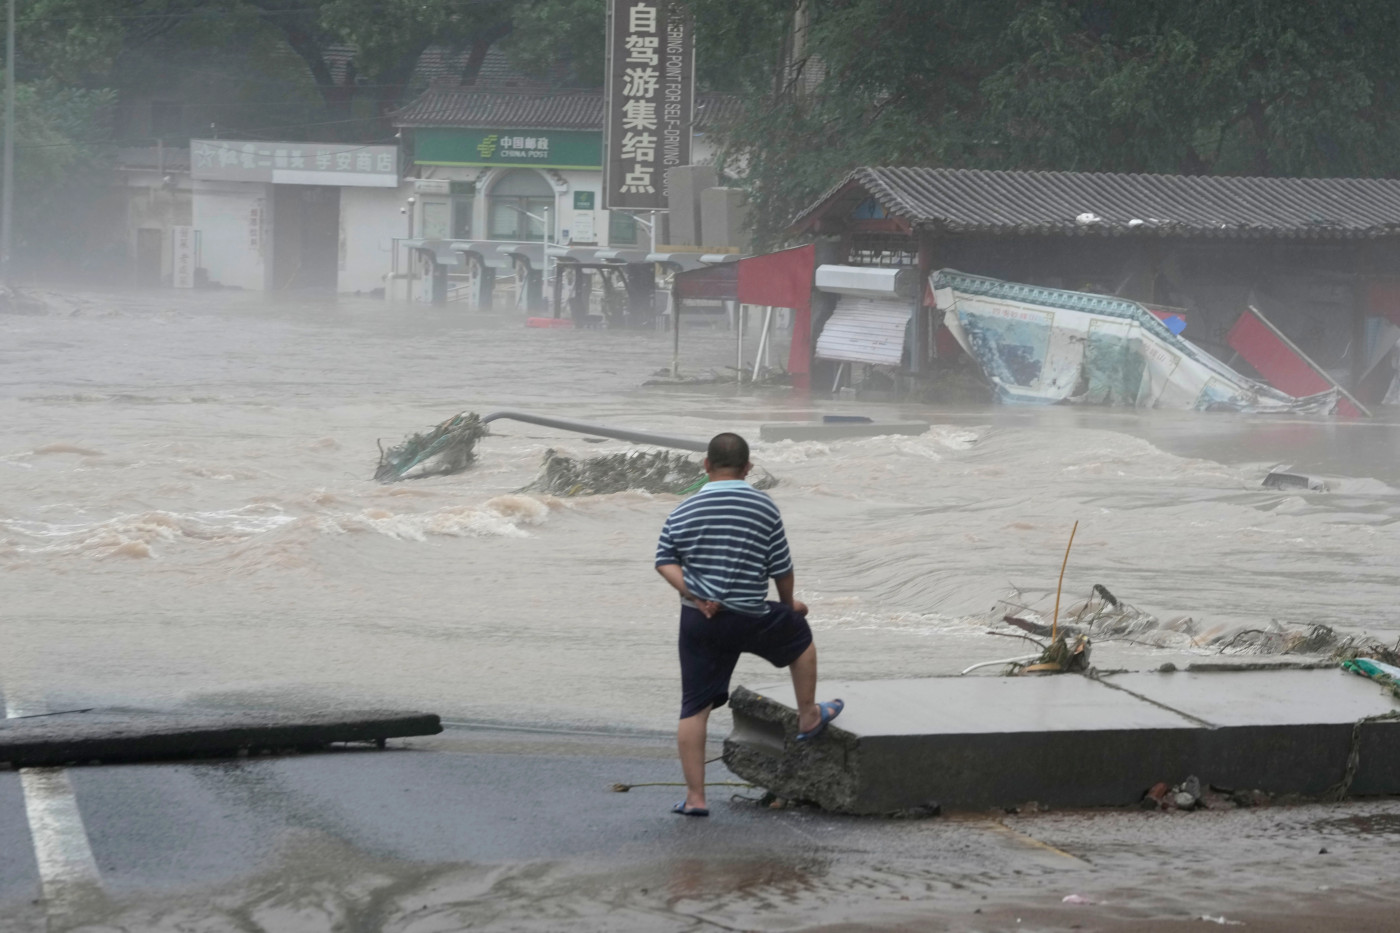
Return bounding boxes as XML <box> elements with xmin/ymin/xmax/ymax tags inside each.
<box><xmin>759</xmin><ymin>421</ymin><xmax>930</xmax><ymax>443</ymax></box>
<box><xmin>700</xmin><ymin>186</ymin><xmax>750</xmax><ymax>252</ymax></box>
<box><xmin>723</xmin><ymin>668</ymin><xmax>1400</xmax><ymax>814</ymax></box>
<box><xmin>0</xmin><ymin>709</ymin><xmax>441</xmax><ymax>767</ymax></box>
<box><xmin>666</xmin><ymin>164</ymin><xmax>715</xmax><ymax>247</ymax></box>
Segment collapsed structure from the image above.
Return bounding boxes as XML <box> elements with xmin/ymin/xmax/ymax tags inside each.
<box><xmin>785</xmin><ymin>167</ymin><xmax>1400</xmax><ymax>409</ymax></box>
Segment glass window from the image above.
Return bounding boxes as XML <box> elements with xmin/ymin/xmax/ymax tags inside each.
<box><xmin>609</xmin><ymin>211</ymin><xmax>638</xmax><ymax>246</ymax></box>
<box><xmin>487</xmin><ymin>170</ymin><xmax>553</xmax><ymax>240</ymax></box>
<box><xmin>421</xmin><ymin>201</ymin><xmax>450</xmax><ymax>239</ymax></box>
<box><xmin>452</xmin><ymin>197</ymin><xmax>473</xmax><ymax>239</ymax></box>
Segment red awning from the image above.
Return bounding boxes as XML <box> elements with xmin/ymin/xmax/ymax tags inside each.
<box><xmin>672</xmin><ymin>262</ymin><xmax>737</xmax><ymax>300</ymax></box>
<box><xmin>1227</xmin><ymin>306</ymin><xmax>1366</xmax><ymax>417</ymax></box>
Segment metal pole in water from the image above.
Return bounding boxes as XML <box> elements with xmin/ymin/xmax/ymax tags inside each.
<box><xmin>480</xmin><ymin>410</ymin><xmax>706</xmax><ymax>452</ymax></box>
<box><xmin>1</xmin><ymin>0</ymin><xmax>15</xmax><ymax>285</ymax></box>
<box><xmin>671</xmin><ymin>294</ymin><xmax>680</xmax><ymax>378</ymax></box>
<box><xmin>735</xmin><ymin>303</ymin><xmax>744</xmax><ymax>381</ymax></box>
<box><xmin>752</xmin><ymin>305</ymin><xmax>774</xmax><ymax>381</ymax></box>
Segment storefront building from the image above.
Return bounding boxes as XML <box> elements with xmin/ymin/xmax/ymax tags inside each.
<box><xmin>389</xmin><ymin>85</ymin><xmax>737</xmax><ymax>305</ymax></box>
<box><xmin>189</xmin><ymin>138</ymin><xmax>403</xmax><ymax>293</ymax></box>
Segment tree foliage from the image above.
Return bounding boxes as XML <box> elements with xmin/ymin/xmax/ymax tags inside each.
<box><xmin>12</xmin><ymin>0</ymin><xmax>1400</xmax><ymax>253</ymax></box>
<box><xmin>703</xmin><ymin>0</ymin><xmax>1400</xmax><ymax>245</ymax></box>
<box><xmin>9</xmin><ymin>81</ymin><xmax>115</xmax><ymax>260</ymax></box>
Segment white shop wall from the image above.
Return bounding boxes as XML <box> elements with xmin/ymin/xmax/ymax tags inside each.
<box><xmin>339</xmin><ymin>184</ymin><xmax>405</xmax><ymax>294</ymax></box>
<box><xmin>191</xmin><ymin>179</ymin><xmax>270</xmax><ymax>290</ymax></box>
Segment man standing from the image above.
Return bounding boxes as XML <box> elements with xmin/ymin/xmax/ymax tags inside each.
<box><xmin>655</xmin><ymin>432</ymin><xmax>843</xmax><ymax>817</ymax></box>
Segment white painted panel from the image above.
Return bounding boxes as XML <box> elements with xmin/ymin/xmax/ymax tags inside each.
<box><xmin>338</xmin><ymin>185</ymin><xmax>406</xmax><ymax>293</ymax></box>
<box><xmin>815</xmin><ymin>264</ymin><xmax>915</xmax><ymax>299</ymax></box>
<box><xmin>815</xmin><ymin>296</ymin><xmax>912</xmax><ymax>365</ymax></box>
<box><xmin>191</xmin><ymin>180</ymin><xmax>268</xmax><ymax>290</ymax></box>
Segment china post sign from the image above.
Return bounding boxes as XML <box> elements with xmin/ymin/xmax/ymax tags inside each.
<box><xmin>604</xmin><ymin>0</ymin><xmax>694</xmax><ymax>212</ymax></box>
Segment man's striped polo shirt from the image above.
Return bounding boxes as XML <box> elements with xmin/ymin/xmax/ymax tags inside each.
<box><xmin>655</xmin><ymin>479</ymin><xmax>794</xmax><ymax>616</ymax></box>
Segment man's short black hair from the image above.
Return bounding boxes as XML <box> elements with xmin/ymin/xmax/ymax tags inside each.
<box><xmin>707</xmin><ymin>432</ymin><xmax>750</xmax><ymax>470</ymax></box>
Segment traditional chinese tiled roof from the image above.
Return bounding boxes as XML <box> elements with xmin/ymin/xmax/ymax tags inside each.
<box><xmin>792</xmin><ymin>166</ymin><xmax>1400</xmax><ymax>239</ymax></box>
<box><xmin>321</xmin><ymin>44</ymin><xmax>572</xmax><ymax>92</ymax></box>
<box><xmin>393</xmin><ymin>86</ymin><xmax>743</xmax><ymax>133</ymax></box>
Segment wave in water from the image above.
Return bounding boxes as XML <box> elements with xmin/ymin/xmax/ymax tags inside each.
<box><xmin>0</xmin><ymin>494</ymin><xmax>557</xmax><ymax>560</ymax></box>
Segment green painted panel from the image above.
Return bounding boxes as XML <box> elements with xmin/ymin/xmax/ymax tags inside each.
<box><xmin>414</xmin><ymin>128</ymin><xmax>603</xmax><ymax>169</ymax></box>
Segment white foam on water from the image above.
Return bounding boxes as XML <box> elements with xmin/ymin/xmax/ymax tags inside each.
<box><xmin>0</xmin><ymin>505</ymin><xmax>297</xmax><ymax>559</ymax></box>
<box><xmin>311</xmin><ymin>494</ymin><xmax>554</xmax><ymax>541</ymax></box>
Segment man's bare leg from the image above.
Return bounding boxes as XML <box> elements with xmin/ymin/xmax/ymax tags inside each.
<box><xmin>677</xmin><ymin>705</ymin><xmax>711</xmax><ymax>810</ymax></box>
<box><xmin>788</xmin><ymin>643</ymin><xmax>822</xmax><ymax>733</ymax></box>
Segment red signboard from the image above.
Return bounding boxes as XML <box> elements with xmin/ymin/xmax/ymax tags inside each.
<box><xmin>736</xmin><ymin>244</ymin><xmax>816</xmax><ymax>387</ymax></box>
<box><xmin>1227</xmin><ymin>307</ymin><xmax>1364</xmax><ymax>417</ymax></box>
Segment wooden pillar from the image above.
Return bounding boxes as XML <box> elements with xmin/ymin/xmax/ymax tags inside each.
<box><xmin>914</xmin><ymin>232</ymin><xmax>933</xmax><ymax>371</ymax></box>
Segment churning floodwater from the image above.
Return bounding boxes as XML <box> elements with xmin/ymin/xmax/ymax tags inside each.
<box><xmin>3</xmin><ymin>290</ymin><xmax>1399</xmax><ymax>734</ymax></box>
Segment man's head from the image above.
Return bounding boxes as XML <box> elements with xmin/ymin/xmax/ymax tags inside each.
<box><xmin>704</xmin><ymin>432</ymin><xmax>751</xmax><ymax>479</ymax></box>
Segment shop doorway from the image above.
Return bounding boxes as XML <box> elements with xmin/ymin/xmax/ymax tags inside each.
<box><xmin>136</xmin><ymin>228</ymin><xmax>163</xmax><ymax>286</ymax></box>
<box><xmin>271</xmin><ymin>185</ymin><xmax>340</xmax><ymax>290</ymax></box>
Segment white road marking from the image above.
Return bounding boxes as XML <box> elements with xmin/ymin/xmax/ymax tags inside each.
<box><xmin>5</xmin><ymin>699</ymin><xmax>103</xmax><ymax>919</ymax></box>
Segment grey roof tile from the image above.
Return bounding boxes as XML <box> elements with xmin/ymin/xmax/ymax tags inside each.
<box><xmin>794</xmin><ymin>166</ymin><xmax>1400</xmax><ymax>239</ymax></box>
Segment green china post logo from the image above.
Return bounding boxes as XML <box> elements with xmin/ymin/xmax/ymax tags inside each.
<box><xmin>415</xmin><ymin>129</ymin><xmax>603</xmax><ymax>170</ymax></box>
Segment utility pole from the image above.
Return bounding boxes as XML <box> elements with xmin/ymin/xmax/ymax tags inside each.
<box><xmin>1</xmin><ymin>0</ymin><xmax>15</xmax><ymax>285</ymax></box>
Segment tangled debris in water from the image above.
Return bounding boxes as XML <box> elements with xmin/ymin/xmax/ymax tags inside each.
<box><xmin>375</xmin><ymin>412</ymin><xmax>488</xmax><ymax>482</ymax></box>
<box><xmin>989</xmin><ymin>583</ymin><xmax>1400</xmax><ymax>660</ymax></box>
<box><xmin>522</xmin><ymin>448</ymin><xmax>778</xmax><ymax>497</ymax></box>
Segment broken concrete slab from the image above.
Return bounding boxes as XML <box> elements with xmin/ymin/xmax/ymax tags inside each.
<box><xmin>758</xmin><ymin>421</ymin><xmax>929</xmax><ymax>443</ymax></box>
<box><xmin>0</xmin><ymin>709</ymin><xmax>442</xmax><ymax>768</ymax></box>
<box><xmin>1263</xmin><ymin>470</ymin><xmax>1326</xmax><ymax>491</ymax></box>
<box><xmin>723</xmin><ymin>668</ymin><xmax>1400</xmax><ymax>814</ymax></box>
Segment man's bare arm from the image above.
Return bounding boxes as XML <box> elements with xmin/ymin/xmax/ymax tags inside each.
<box><xmin>657</xmin><ymin>564</ymin><xmax>719</xmax><ymax>617</ymax></box>
<box><xmin>773</xmin><ymin>573</ymin><xmax>808</xmax><ymax>616</ymax></box>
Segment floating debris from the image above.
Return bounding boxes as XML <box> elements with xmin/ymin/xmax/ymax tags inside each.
<box><xmin>522</xmin><ymin>448</ymin><xmax>777</xmax><ymax>497</ymax></box>
<box><xmin>375</xmin><ymin>412</ymin><xmax>488</xmax><ymax>483</ymax></box>
<box><xmin>990</xmin><ymin>583</ymin><xmax>1399</xmax><ymax>659</ymax></box>
<box><xmin>1262</xmin><ymin>469</ymin><xmax>1326</xmax><ymax>491</ymax></box>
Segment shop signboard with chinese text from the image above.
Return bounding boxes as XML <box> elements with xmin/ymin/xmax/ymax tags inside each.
<box><xmin>191</xmin><ymin>140</ymin><xmax>399</xmax><ymax>187</ymax></box>
<box><xmin>603</xmin><ymin>0</ymin><xmax>694</xmax><ymax>211</ymax></box>
<box><xmin>413</xmin><ymin>130</ymin><xmax>602</xmax><ymax>169</ymax></box>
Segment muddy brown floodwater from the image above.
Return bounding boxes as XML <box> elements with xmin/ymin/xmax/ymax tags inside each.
<box><xmin>4</xmin><ymin>288</ymin><xmax>1398</xmax><ymax>731</ymax></box>
<box><xmin>4</xmin><ymin>289</ymin><xmax>1400</xmax><ymax>931</ymax></box>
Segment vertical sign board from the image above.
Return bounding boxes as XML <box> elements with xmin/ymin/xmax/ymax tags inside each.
<box><xmin>171</xmin><ymin>225</ymin><xmax>195</xmax><ymax>288</ymax></box>
<box><xmin>572</xmin><ymin>190</ymin><xmax>597</xmax><ymax>242</ymax></box>
<box><xmin>604</xmin><ymin>0</ymin><xmax>694</xmax><ymax>212</ymax></box>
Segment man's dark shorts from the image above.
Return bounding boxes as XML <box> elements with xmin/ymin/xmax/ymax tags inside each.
<box><xmin>678</xmin><ymin>600</ymin><xmax>813</xmax><ymax>719</ymax></box>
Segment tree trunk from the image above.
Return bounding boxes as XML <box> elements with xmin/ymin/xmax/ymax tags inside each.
<box><xmin>1246</xmin><ymin>97</ymin><xmax>1271</xmax><ymax>176</ymax></box>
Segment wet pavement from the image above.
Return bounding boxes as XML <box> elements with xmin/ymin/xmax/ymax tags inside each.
<box><xmin>3</xmin><ymin>725</ymin><xmax>1400</xmax><ymax>931</ymax></box>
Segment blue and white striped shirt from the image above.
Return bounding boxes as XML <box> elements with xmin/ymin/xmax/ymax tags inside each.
<box><xmin>655</xmin><ymin>479</ymin><xmax>794</xmax><ymax>616</ymax></box>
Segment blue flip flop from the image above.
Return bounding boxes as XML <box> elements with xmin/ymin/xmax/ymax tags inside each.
<box><xmin>795</xmin><ymin>698</ymin><xmax>845</xmax><ymax>742</ymax></box>
<box><xmin>672</xmin><ymin>801</ymin><xmax>709</xmax><ymax>817</ymax></box>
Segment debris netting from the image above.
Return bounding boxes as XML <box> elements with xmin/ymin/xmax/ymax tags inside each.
<box><xmin>522</xmin><ymin>448</ymin><xmax>777</xmax><ymax>497</ymax></box>
<box><xmin>375</xmin><ymin>412</ymin><xmax>489</xmax><ymax>482</ymax></box>
<box><xmin>988</xmin><ymin>583</ymin><xmax>1398</xmax><ymax>661</ymax></box>
<box><xmin>375</xmin><ymin>412</ymin><xmax>780</xmax><ymax>495</ymax></box>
